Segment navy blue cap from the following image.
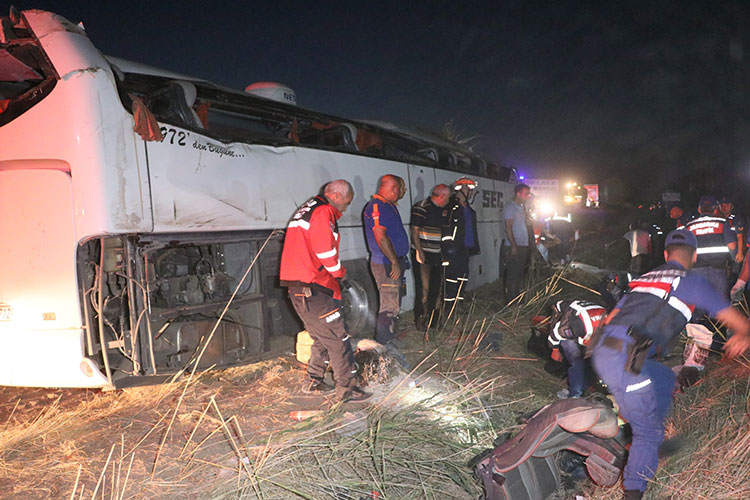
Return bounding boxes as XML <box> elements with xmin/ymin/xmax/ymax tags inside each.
<box><xmin>698</xmin><ymin>195</ymin><xmax>718</xmax><ymax>208</ymax></box>
<box><xmin>665</xmin><ymin>229</ymin><xmax>697</xmax><ymax>249</ymax></box>
<box><xmin>719</xmin><ymin>196</ymin><xmax>733</xmax><ymax>204</ymax></box>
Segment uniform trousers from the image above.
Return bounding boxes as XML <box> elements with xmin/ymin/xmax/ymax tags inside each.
<box><xmin>370</xmin><ymin>260</ymin><xmax>405</xmax><ymax>345</ymax></box>
<box><xmin>288</xmin><ymin>286</ymin><xmax>357</xmax><ymax>399</ymax></box>
<box><xmin>559</xmin><ymin>339</ymin><xmax>589</xmax><ymax>397</ymax></box>
<box><xmin>444</xmin><ymin>249</ymin><xmax>470</xmax><ymax>308</ymax></box>
<box><xmin>692</xmin><ymin>265</ymin><xmax>729</xmax><ymax>350</ymax></box>
<box><xmin>592</xmin><ymin>325</ymin><xmax>676</xmax><ymax>492</ymax></box>
<box><xmin>412</xmin><ymin>250</ymin><xmax>443</xmax><ymax>329</ymax></box>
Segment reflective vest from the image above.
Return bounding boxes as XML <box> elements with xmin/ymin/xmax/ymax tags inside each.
<box><xmin>609</xmin><ymin>265</ymin><xmax>694</xmax><ymax>353</ymax></box>
<box><xmin>279</xmin><ymin>195</ymin><xmax>346</xmax><ymax>299</ymax></box>
<box><xmin>548</xmin><ymin>300</ymin><xmax>607</xmax><ymax>346</ymax></box>
<box><xmin>684</xmin><ymin>215</ymin><xmax>732</xmax><ymax>268</ymax></box>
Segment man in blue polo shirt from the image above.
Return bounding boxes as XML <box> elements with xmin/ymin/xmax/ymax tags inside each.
<box><xmin>363</xmin><ymin>175</ymin><xmax>410</xmax><ymax>345</ymax></box>
<box><xmin>591</xmin><ymin>229</ymin><xmax>750</xmax><ymax>499</ymax></box>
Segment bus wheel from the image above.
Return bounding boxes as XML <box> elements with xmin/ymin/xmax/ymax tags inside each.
<box><xmin>341</xmin><ymin>259</ymin><xmax>377</xmax><ymax>337</ymax></box>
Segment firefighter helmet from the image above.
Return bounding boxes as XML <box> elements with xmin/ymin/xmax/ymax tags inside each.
<box><xmin>454</xmin><ymin>177</ymin><xmax>478</xmax><ymax>191</ymax></box>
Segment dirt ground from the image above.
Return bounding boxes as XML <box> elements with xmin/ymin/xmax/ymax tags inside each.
<box><xmin>0</xmin><ymin>332</ymin><xmax>356</xmax><ymax>499</ymax></box>
<box><xmin>0</xmin><ymin>309</ymin><xmax>507</xmax><ymax>499</ymax></box>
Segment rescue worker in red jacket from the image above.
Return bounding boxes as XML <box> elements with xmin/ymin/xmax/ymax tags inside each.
<box><xmin>547</xmin><ymin>300</ymin><xmax>607</xmax><ymax>398</ymax></box>
<box><xmin>280</xmin><ymin>180</ymin><xmax>371</xmax><ymax>402</ymax></box>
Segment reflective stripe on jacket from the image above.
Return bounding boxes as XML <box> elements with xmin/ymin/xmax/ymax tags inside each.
<box><xmin>548</xmin><ymin>300</ymin><xmax>607</xmax><ymax>346</ymax></box>
<box><xmin>684</xmin><ymin>216</ymin><xmax>733</xmax><ymax>267</ymax></box>
<box><xmin>280</xmin><ymin>195</ymin><xmax>345</xmax><ymax>299</ymax></box>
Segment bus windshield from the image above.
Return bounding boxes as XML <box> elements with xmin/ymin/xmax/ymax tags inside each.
<box><xmin>0</xmin><ymin>14</ymin><xmax>57</xmax><ymax>126</ymax></box>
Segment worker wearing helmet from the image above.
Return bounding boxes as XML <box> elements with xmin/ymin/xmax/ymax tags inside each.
<box><xmin>441</xmin><ymin>177</ymin><xmax>480</xmax><ymax>310</ymax></box>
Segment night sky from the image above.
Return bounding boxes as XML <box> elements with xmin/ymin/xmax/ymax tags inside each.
<box><xmin>13</xmin><ymin>1</ymin><xmax>750</xmax><ymax>203</ymax></box>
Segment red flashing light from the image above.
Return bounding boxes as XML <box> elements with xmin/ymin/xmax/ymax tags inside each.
<box><xmin>0</xmin><ymin>99</ymin><xmax>9</xmax><ymax>113</ymax></box>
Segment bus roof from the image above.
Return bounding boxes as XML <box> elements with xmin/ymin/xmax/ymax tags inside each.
<box><xmin>105</xmin><ymin>56</ymin><xmax>207</xmax><ymax>82</ymax></box>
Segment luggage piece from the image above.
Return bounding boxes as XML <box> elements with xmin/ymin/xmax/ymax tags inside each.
<box><xmin>476</xmin><ymin>399</ymin><xmax>626</xmax><ymax>500</ymax></box>
<box><xmin>482</xmin><ymin>455</ymin><xmax>560</xmax><ymax>500</ymax></box>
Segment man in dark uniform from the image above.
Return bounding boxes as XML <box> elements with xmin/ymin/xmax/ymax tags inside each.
<box><xmin>681</xmin><ymin>195</ymin><xmax>736</xmax><ymax>297</ymax></box>
<box><xmin>591</xmin><ymin>229</ymin><xmax>750</xmax><ymax>499</ymax></box>
<box><xmin>280</xmin><ymin>180</ymin><xmax>371</xmax><ymax>402</ymax></box>
<box><xmin>363</xmin><ymin>175</ymin><xmax>410</xmax><ymax>345</ymax></box>
<box><xmin>719</xmin><ymin>196</ymin><xmax>746</xmax><ymax>278</ymax></box>
<box><xmin>410</xmin><ymin>184</ymin><xmax>451</xmax><ymax>330</ymax></box>
<box><xmin>683</xmin><ymin>195</ymin><xmax>737</xmax><ymax>350</ymax></box>
<box><xmin>441</xmin><ymin>177</ymin><xmax>481</xmax><ymax>311</ymax></box>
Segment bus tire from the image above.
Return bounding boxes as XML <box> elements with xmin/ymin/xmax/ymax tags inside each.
<box><xmin>341</xmin><ymin>259</ymin><xmax>377</xmax><ymax>338</ymax></box>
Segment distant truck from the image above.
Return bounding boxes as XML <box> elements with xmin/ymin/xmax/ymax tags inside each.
<box><xmin>584</xmin><ymin>184</ymin><xmax>599</xmax><ymax>207</ymax></box>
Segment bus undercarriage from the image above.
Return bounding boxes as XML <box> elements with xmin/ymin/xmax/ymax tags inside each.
<box><xmin>76</xmin><ymin>232</ymin><xmax>294</xmax><ymax>385</ymax></box>
<box><xmin>77</xmin><ymin>232</ymin><xmax>376</xmax><ymax>386</ymax></box>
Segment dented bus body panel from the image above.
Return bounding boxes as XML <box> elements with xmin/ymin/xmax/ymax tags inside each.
<box><xmin>0</xmin><ymin>9</ymin><xmax>516</xmax><ymax>388</ymax></box>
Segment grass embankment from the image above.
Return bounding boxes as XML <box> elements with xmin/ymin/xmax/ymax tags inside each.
<box><xmin>2</xmin><ymin>261</ymin><xmax>746</xmax><ymax>500</ymax></box>
<box><xmin>0</xmin><ymin>269</ymin><xmax>579</xmax><ymax>500</ymax></box>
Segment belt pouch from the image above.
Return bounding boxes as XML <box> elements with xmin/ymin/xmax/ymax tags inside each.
<box><xmin>625</xmin><ymin>326</ymin><xmax>653</xmax><ymax>375</ymax></box>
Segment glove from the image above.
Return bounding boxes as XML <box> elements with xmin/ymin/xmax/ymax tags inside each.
<box><xmin>731</xmin><ymin>279</ymin><xmax>746</xmax><ymax>301</ymax></box>
<box><xmin>550</xmin><ymin>347</ymin><xmax>563</xmax><ymax>362</ymax></box>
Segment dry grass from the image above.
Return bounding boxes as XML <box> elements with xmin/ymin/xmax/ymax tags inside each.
<box><xmin>3</xmin><ymin>264</ymin><xmax>748</xmax><ymax>500</ymax></box>
<box><xmin>577</xmin><ymin>352</ymin><xmax>750</xmax><ymax>500</ymax></box>
<box><xmin>644</xmin><ymin>362</ymin><xmax>750</xmax><ymax>500</ymax></box>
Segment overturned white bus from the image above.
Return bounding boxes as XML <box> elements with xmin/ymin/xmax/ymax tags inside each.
<box><xmin>0</xmin><ymin>9</ymin><xmax>517</xmax><ymax>388</ymax></box>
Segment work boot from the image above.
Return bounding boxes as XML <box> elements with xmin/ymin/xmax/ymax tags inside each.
<box><xmin>301</xmin><ymin>379</ymin><xmax>334</xmax><ymax>394</ymax></box>
<box><xmin>341</xmin><ymin>386</ymin><xmax>372</xmax><ymax>403</ymax></box>
<box><xmin>414</xmin><ymin>315</ymin><xmax>425</xmax><ymax>331</ymax></box>
<box><xmin>623</xmin><ymin>489</ymin><xmax>643</xmax><ymax>500</ymax></box>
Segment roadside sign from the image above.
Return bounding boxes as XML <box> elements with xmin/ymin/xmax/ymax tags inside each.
<box><xmin>526</xmin><ymin>179</ymin><xmax>559</xmax><ymax>197</ymax></box>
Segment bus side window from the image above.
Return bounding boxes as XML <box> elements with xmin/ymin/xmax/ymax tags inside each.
<box><xmin>471</xmin><ymin>157</ymin><xmax>484</xmax><ymax>174</ymax></box>
<box><xmin>439</xmin><ymin>151</ymin><xmax>457</xmax><ymax>170</ymax></box>
<box><xmin>145</xmin><ymin>81</ymin><xmax>204</xmax><ymax>130</ymax></box>
<box><xmin>487</xmin><ymin>163</ymin><xmax>514</xmax><ymax>182</ymax></box>
<box><xmin>297</xmin><ymin>122</ymin><xmax>358</xmax><ymax>152</ymax></box>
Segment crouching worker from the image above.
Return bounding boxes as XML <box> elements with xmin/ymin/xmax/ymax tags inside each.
<box><xmin>280</xmin><ymin>180</ymin><xmax>371</xmax><ymax>403</ymax></box>
<box><xmin>591</xmin><ymin>229</ymin><xmax>750</xmax><ymax>499</ymax></box>
<box><xmin>547</xmin><ymin>300</ymin><xmax>607</xmax><ymax>398</ymax></box>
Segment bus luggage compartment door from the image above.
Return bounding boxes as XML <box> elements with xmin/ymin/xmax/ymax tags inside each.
<box><xmin>0</xmin><ymin>164</ymin><xmax>107</xmax><ymax>387</ymax></box>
